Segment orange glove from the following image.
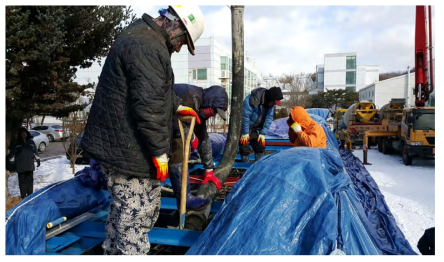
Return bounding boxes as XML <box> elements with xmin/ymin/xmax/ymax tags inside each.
<box><xmin>152</xmin><ymin>154</ymin><xmax>168</xmax><ymax>182</ymax></box>
<box><xmin>202</xmin><ymin>169</ymin><xmax>221</xmax><ymax>190</ymax></box>
<box><xmin>257</xmin><ymin>134</ymin><xmax>265</xmax><ymax>146</ymax></box>
<box><xmin>176</xmin><ymin>105</ymin><xmax>201</xmax><ymax>125</ymax></box>
<box><xmin>240</xmin><ymin>134</ymin><xmax>249</xmax><ymax>145</ymax></box>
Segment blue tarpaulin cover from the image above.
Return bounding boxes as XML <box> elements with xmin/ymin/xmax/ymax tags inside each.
<box><xmin>187</xmin><ymin>110</ymin><xmax>415</xmax><ymax>255</ymax></box>
<box><xmin>5</xmin><ymin>168</ymin><xmax>110</xmax><ymax>255</ymax></box>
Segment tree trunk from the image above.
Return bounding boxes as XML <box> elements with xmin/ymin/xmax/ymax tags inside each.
<box><xmin>40</xmin><ymin>115</ymin><xmax>46</xmax><ymax>126</ymax></box>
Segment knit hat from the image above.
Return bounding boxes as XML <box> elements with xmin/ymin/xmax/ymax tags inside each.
<box><xmin>266</xmin><ymin>86</ymin><xmax>283</xmax><ymax>106</ymax></box>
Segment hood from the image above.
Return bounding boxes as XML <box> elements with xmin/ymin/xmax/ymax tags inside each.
<box><xmin>249</xmin><ymin>88</ymin><xmax>267</xmax><ymax>108</ymax></box>
<box><xmin>289</xmin><ymin>106</ymin><xmax>314</xmax><ymax>129</ymax></box>
<box><xmin>16</xmin><ymin>127</ymin><xmax>32</xmax><ymax>140</ymax></box>
<box><xmin>202</xmin><ymin>85</ymin><xmax>228</xmax><ymax>111</ymax></box>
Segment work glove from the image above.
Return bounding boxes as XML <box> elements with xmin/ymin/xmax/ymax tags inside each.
<box><xmin>9</xmin><ymin>156</ymin><xmax>15</xmax><ymax>163</ymax></box>
<box><xmin>152</xmin><ymin>154</ymin><xmax>168</xmax><ymax>182</ymax></box>
<box><xmin>202</xmin><ymin>169</ymin><xmax>221</xmax><ymax>190</ymax></box>
<box><xmin>239</xmin><ymin>134</ymin><xmax>249</xmax><ymax>145</ymax></box>
<box><xmin>257</xmin><ymin>134</ymin><xmax>266</xmax><ymax>146</ymax></box>
<box><xmin>291</xmin><ymin>122</ymin><xmax>302</xmax><ymax>133</ymax></box>
<box><xmin>190</xmin><ymin>134</ymin><xmax>199</xmax><ymax>151</ymax></box>
<box><xmin>176</xmin><ymin>105</ymin><xmax>201</xmax><ymax>125</ymax></box>
<box><xmin>36</xmin><ymin>159</ymin><xmax>41</xmax><ymax>167</ymax></box>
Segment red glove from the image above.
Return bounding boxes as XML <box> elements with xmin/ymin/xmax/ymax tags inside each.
<box><xmin>239</xmin><ymin>134</ymin><xmax>249</xmax><ymax>145</ymax></box>
<box><xmin>176</xmin><ymin>105</ymin><xmax>201</xmax><ymax>125</ymax></box>
<box><xmin>191</xmin><ymin>134</ymin><xmax>199</xmax><ymax>151</ymax></box>
<box><xmin>152</xmin><ymin>154</ymin><xmax>168</xmax><ymax>182</ymax></box>
<box><xmin>202</xmin><ymin>169</ymin><xmax>221</xmax><ymax>190</ymax></box>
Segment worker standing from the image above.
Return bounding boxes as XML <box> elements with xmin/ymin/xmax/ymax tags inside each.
<box><xmin>287</xmin><ymin>106</ymin><xmax>327</xmax><ymax>148</ymax></box>
<box><xmin>170</xmin><ymin>84</ymin><xmax>229</xmax><ymax>209</ymax></box>
<box><xmin>239</xmin><ymin>86</ymin><xmax>283</xmax><ymax>162</ymax></box>
<box><xmin>80</xmin><ymin>6</ymin><xmax>205</xmax><ymax>255</ymax></box>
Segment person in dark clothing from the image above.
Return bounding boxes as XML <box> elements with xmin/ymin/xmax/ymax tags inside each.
<box><xmin>8</xmin><ymin>127</ymin><xmax>41</xmax><ymax>199</ymax></box>
<box><xmin>80</xmin><ymin>6</ymin><xmax>206</xmax><ymax>255</ymax></box>
<box><xmin>239</xmin><ymin>86</ymin><xmax>283</xmax><ymax>162</ymax></box>
<box><xmin>170</xmin><ymin>84</ymin><xmax>228</xmax><ymax>210</ymax></box>
<box><xmin>417</xmin><ymin>227</ymin><xmax>435</xmax><ymax>255</ymax></box>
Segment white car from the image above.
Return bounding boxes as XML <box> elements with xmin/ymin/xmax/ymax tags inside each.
<box><xmin>29</xmin><ymin>130</ymin><xmax>50</xmax><ymax>153</ymax></box>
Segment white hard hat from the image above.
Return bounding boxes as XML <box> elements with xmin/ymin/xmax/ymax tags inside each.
<box><xmin>169</xmin><ymin>5</ymin><xmax>205</xmax><ymax>55</ymax></box>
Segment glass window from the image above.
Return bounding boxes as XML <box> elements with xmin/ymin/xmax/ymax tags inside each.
<box><xmin>221</xmin><ymin>63</ymin><xmax>227</xmax><ymax>70</ymax></box>
<box><xmin>221</xmin><ymin>56</ymin><xmax>227</xmax><ymax>64</ymax></box>
<box><xmin>346</xmin><ymin>86</ymin><xmax>356</xmax><ymax>92</ymax></box>
<box><xmin>346</xmin><ymin>56</ymin><xmax>356</xmax><ymax>69</ymax></box>
<box><xmin>414</xmin><ymin>113</ymin><xmax>435</xmax><ymax>130</ymax></box>
<box><xmin>51</xmin><ymin>125</ymin><xmax>63</xmax><ymax>129</ymax></box>
<box><xmin>346</xmin><ymin>71</ymin><xmax>356</xmax><ymax>85</ymax></box>
<box><xmin>193</xmin><ymin>70</ymin><xmax>196</xmax><ymax>79</ymax></box>
<box><xmin>221</xmin><ymin>56</ymin><xmax>227</xmax><ymax>70</ymax></box>
<box><xmin>30</xmin><ymin>131</ymin><xmax>39</xmax><ymax>137</ymax></box>
<box><xmin>197</xmin><ymin>69</ymin><xmax>207</xmax><ymax>80</ymax></box>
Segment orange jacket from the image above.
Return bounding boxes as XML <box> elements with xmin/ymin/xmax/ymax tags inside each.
<box><xmin>287</xmin><ymin>106</ymin><xmax>327</xmax><ymax>148</ymax></box>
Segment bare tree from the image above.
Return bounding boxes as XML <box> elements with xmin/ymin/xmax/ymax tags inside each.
<box><xmin>62</xmin><ymin>111</ymin><xmax>87</xmax><ymax>174</ymax></box>
<box><xmin>279</xmin><ymin>73</ymin><xmax>316</xmax><ymax>110</ymax></box>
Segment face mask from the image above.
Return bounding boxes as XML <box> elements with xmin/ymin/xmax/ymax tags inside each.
<box><xmin>201</xmin><ymin>108</ymin><xmax>216</xmax><ymax>119</ymax></box>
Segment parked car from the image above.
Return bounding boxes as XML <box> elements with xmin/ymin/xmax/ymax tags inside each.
<box><xmin>32</xmin><ymin>125</ymin><xmax>69</xmax><ymax>142</ymax></box>
<box><xmin>66</xmin><ymin>132</ymin><xmax>90</xmax><ymax>163</ymax></box>
<box><xmin>29</xmin><ymin>130</ymin><xmax>50</xmax><ymax>153</ymax></box>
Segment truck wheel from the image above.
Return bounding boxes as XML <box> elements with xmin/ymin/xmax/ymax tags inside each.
<box><xmin>377</xmin><ymin>138</ymin><xmax>383</xmax><ymax>152</ymax></box>
<box><xmin>382</xmin><ymin>138</ymin><xmax>391</xmax><ymax>154</ymax></box>
<box><xmin>402</xmin><ymin>144</ymin><xmax>413</xmax><ymax>165</ymax></box>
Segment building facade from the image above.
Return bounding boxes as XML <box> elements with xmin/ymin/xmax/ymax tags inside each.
<box><xmin>171</xmin><ymin>36</ymin><xmax>261</xmax><ymax>101</ymax></box>
<box><xmin>359</xmin><ymin>72</ymin><xmax>415</xmax><ymax>109</ymax></box>
<box><xmin>316</xmin><ymin>52</ymin><xmax>379</xmax><ymax>93</ymax></box>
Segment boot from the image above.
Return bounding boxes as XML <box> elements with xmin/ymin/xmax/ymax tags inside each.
<box><xmin>169</xmin><ymin>163</ymin><xmax>211</xmax><ymax>210</ymax></box>
<box><xmin>241</xmin><ymin>155</ymin><xmax>250</xmax><ymax>163</ymax></box>
<box><xmin>255</xmin><ymin>153</ymin><xmax>264</xmax><ymax>161</ymax></box>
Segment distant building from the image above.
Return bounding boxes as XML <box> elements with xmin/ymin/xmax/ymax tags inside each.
<box><xmin>316</xmin><ymin>52</ymin><xmax>379</xmax><ymax>93</ymax></box>
<box><xmin>171</xmin><ymin>36</ymin><xmax>261</xmax><ymax>101</ymax></box>
<box><xmin>359</xmin><ymin>71</ymin><xmax>415</xmax><ymax>109</ymax></box>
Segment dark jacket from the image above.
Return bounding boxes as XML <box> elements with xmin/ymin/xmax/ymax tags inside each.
<box><xmin>9</xmin><ymin>128</ymin><xmax>38</xmax><ymax>174</ymax></box>
<box><xmin>173</xmin><ymin>84</ymin><xmax>228</xmax><ymax>169</ymax></box>
<box><xmin>417</xmin><ymin>227</ymin><xmax>435</xmax><ymax>255</ymax></box>
<box><xmin>241</xmin><ymin>88</ymin><xmax>274</xmax><ymax>135</ymax></box>
<box><xmin>81</xmin><ymin>14</ymin><xmax>179</xmax><ymax>178</ymax></box>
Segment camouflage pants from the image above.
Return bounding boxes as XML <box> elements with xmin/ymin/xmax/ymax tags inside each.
<box><xmin>101</xmin><ymin>164</ymin><xmax>161</xmax><ymax>255</ymax></box>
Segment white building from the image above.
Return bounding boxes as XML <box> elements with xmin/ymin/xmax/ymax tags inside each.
<box><xmin>171</xmin><ymin>36</ymin><xmax>261</xmax><ymax>101</ymax></box>
<box><xmin>359</xmin><ymin>72</ymin><xmax>415</xmax><ymax>109</ymax></box>
<box><xmin>317</xmin><ymin>52</ymin><xmax>379</xmax><ymax>93</ymax></box>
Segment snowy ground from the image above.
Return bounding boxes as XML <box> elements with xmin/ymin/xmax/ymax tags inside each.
<box><xmin>7</xmin><ymin>157</ymin><xmax>86</xmax><ymax>197</ymax></box>
<box><xmin>7</xmin><ymin>147</ymin><xmax>435</xmax><ymax>255</ymax></box>
<box><xmin>352</xmin><ymin>148</ymin><xmax>435</xmax><ymax>254</ymax></box>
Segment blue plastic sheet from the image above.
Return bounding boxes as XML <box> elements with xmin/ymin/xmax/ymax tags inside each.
<box><xmin>190</xmin><ymin>133</ymin><xmax>227</xmax><ymax>161</ymax></box>
<box><xmin>339</xmin><ymin>149</ymin><xmax>417</xmax><ymax>255</ymax></box>
<box><xmin>266</xmin><ymin>118</ymin><xmax>290</xmax><ymax>138</ymax></box>
<box><xmin>5</xmin><ymin>172</ymin><xmax>110</xmax><ymax>255</ymax></box>
<box><xmin>306</xmin><ymin>108</ymin><xmax>330</xmax><ymax>120</ymax></box>
<box><xmin>187</xmin><ymin>147</ymin><xmax>381</xmax><ymax>255</ymax></box>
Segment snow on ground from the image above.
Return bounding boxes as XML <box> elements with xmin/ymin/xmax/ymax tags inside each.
<box><xmin>7</xmin><ymin>157</ymin><xmax>88</xmax><ymax>197</ymax></box>
<box><xmin>352</xmin><ymin>148</ymin><xmax>435</xmax><ymax>254</ymax></box>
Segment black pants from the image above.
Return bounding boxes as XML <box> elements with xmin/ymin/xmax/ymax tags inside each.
<box><xmin>239</xmin><ymin>129</ymin><xmax>265</xmax><ymax>156</ymax></box>
<box><xmin>18</xmin><ymin>171</ymin><xmax>34</xmax><ymax>199</ymax></box>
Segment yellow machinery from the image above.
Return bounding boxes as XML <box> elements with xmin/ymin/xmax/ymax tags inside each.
<box><xmin>362</xmin><ymin>98</ymin><xmax>435</xmax><ymax>165</ymax></box>
<box><xmin>338</xmin><ymin>101</ymin><xmax>382</xmax><ymax>148</ymax></box>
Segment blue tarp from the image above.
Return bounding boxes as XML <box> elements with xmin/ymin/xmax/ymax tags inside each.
<box><xmin>190</xmin><ymin>133</ymin><xmax>227</xmax><ymax>162</ymax></box>
<box><xmin>187</xmin><ymin>146</ymin><xmax>381</xmax><ymax>255</ymax></box>
<box><xmin>5</xmin><ymin>168</ymin><xmax>110</xmax><ymax>255</ymax></box>
<box><xmin>306</xmin><ymin>108</ymin><xmax>330</xmax><ymax>120</ymax></box>
<box><xmin>339</xmin><ymin>149</ymin><xmax>417</xmax><ymax>255</ymax></box>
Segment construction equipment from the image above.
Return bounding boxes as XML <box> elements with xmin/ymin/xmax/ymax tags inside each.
<box><xmin>333</xmin><ymin>108</ymin><xmax>347</xmax><ymax>140</ymax></box>
<box><xmin>338</xmin><ymin>101</ymin><xmax>383</xmax><ymax>149</ymax></box>
<box><xmin>363</xmin><ymin>6</ymin><xmax>435</xmax><ymax>166</ymax></box>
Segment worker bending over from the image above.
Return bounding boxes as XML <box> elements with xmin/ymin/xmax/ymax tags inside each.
<box><xmin>287</xmin><ymin>106</ymin><xmax>327</xmax><ymax>148</ymax></box>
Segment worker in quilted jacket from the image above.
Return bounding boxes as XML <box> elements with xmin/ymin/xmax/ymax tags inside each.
<box><xmin>287</xmin><ymin>106</ymin><xmax>327</xmax><ymax>148</ymax></box>
<box><xmin>239</xmin><ymin>86</ymin><xmax>283</xmax><ymax>162</ymax></box>
<box><xmin>81</xmin><ymin>6</ymin><xmax>206</xmax><ymax>255</ymax></box>
<box><xmin>169</xmin><ymin>84</ymin><xmax>228</xmax><ymax>211</ymax></box>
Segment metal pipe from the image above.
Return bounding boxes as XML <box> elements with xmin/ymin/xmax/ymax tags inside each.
<box><xmin>196</xmin><ymin>5</ymin><xmax>245</xmax><ymax>200</ymax></box>
<box><xmin>406</xmin><ymin>66</ymin><xmax>410</xmax><ymax>107</ymax></box>
<box><xmin>47</xmin><ymin>216</ymin><xmax>67</xmax><ymax>229</ymax></box>
<box><xmin>428</xmin><ymin>5</ymin><xmax>434</xmax><ymax>94</ymax></box>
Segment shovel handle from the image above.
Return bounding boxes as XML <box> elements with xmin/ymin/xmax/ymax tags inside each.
<box><xmin>177</xmin><ymin>116</ymin><xmax>196</xmax><ymax>229</ymax></box>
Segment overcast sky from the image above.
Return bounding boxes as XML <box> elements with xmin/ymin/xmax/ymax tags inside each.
<box><xmin>130</xmin><ymin>5</ymin><xmax>435</xmax><ymax>76</ymax></box>
<box><xmin>73</xmin><ymin>3</ymin><xmax>437</xmax><ymax>84</ymax></box>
